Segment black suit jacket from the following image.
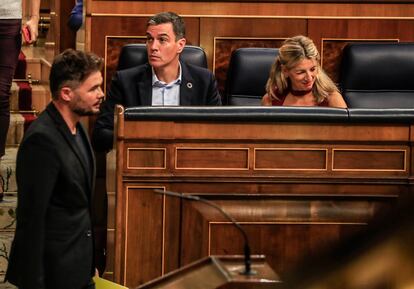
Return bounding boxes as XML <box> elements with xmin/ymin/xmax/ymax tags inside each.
<box><xmin>6</xmin><ymin>103</ymin><xmax>96</xmax><ymax>289</ymax></box>
<box><xmin>92</xmin><ymin>61</ymin><xmax>222</xmax><ymax>151</ymax></box>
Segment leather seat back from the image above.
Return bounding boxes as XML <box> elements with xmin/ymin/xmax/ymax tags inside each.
<box><xmin>225</xmin><ymin>47</ymin><xmax>279</xmax><ymax>105</ymax></box>
<box><xmin>340</xmin><ymin>43</ymin><xmax>414</xmax><ymax>108</ymax></box>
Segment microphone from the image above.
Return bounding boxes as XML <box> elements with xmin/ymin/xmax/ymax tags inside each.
<box><xmin>154</xmin><ymin>189</ymin><xmax>256</xmax><ymax>276</ymax></box>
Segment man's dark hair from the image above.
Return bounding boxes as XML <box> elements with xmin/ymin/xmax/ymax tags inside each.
<box><xmin>49</xmin><ymin>49</ymin><xmax>103</xmax><ymax>100</ymax></box>
<box><xmin>147</xmin><ymin>11</ymin><xmax>186</xmax><ymax>40</ymax></box>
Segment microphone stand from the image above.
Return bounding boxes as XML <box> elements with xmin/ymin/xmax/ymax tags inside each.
<box><xmin>154</xmin><ymin>189</ymin><xmax>256</xmax><ymax>276</ymax></box>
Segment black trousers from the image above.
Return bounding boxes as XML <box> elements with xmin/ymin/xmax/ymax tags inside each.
<box><xmin>0</xmin><ymin>19</ymin><xmax>21</xmax><ymax>157</ymax></box>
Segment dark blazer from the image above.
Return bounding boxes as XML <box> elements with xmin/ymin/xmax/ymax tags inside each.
<box><xmin>6</xmin><ymin>103</ymin><xmax>96</xmax><ymax>289</ymax></box>
<box><xmin>92</xmin><ymin>61</ymin><xmax>222</xmax><ymax>151</ymax></box>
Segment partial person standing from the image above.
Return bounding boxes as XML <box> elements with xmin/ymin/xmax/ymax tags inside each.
<box><xmin>0</xmin><ymin>0</ymin><xmax>40</xmax><ymax>195</ymax></box>
<box><xmin>6</xmin><ymin>49</ymin><xmax>104</xmax><ymax>289</ymax></box>
<box><xmin>92</xmin><ymin>11</ymin><xmax>221</xmax><ymax>152</ymax></box>
<box><xmin>262</xmin><ymin>35</ymin><xmax>347</xmax><ymax>108</ymax></box>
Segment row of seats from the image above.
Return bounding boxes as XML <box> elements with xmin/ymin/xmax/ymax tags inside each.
<box><xmin>117</xmin><ymin>42</ymin><xmax>414</xmax><ymax>108</ymax></box>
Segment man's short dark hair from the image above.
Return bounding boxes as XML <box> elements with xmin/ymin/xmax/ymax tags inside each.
<box><xmin>49</xmin><ymin>49</ymin><xmax>103</xmax><ymax>100</ymax></box>
<box><xmin>147</xmin><ymin>11</ymin><xmax>186</xmax><ymax>41</ymax></box>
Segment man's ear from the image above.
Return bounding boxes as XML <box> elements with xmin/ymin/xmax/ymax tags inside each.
<box><xmin>177</xmin><ymin>38</ymin><xmax>186</xmax><ymax>54</ymax></box>
<box><xmin>60</xmin><ymin>87</ymin><xmax>73</xmax><ymax>102</ymax></box>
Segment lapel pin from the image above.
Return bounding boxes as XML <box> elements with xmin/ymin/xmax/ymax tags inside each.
<box><xmin>187</xmin><ymin>82</ymin><xmax>193</xmax><ymax>89</ymax></box>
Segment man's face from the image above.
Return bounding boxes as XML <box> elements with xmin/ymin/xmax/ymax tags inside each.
<box><xmin>69</xmin><ymin>71</ymin><xmax>104</xmax><ymax>116</ymax></box>
<box><xmin>146</xmin><ymin>23</ymin><xmax>186</xmax><ymax>70</ymax></box>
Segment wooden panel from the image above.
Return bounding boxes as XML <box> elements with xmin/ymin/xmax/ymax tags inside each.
<box><xmin>169</xmin><ymin>182</ymin><xmax>405</xmax><ymax>197</ymax></box>
<box><xmin>209</xmin><ymin>224</ymin><xmax>360</xmax><ymax>274</ymax></box>
<box><xmin>88</xmin><ymin>1</ymin><xmax>414</xmax><ymax>18</ymax></box>
<box><xmin>102</xmin><ymin>229</ymin><xmax>115</xmax><ymax>281</ymax></box>
<box><xmin>181</xmin><ymin>197</ymin><xmax>391</xmax><ymax>274</ymax></box>
<box><xmin>120</xmin><ymin>142</ymin><xmax>410</xmax><ymax>178</ymax></box>
<box><xmin>124</xmin><ymin>186</ymin><xmax>165</xmax><ymax>286</ymax></box>
<box><xmin>104</xmin><ymin>36</ymin><xmax>146</xmax><ymax>94</ymax></box>
<box><xmin>176</xmin><ymin>147</ymin><xmax>249</xmax><ymax>170</ymax></box>
<box><xmin>124</xmin><ymin>122</ymin><xmax>410</xmax><ymax>142</ymax></box>
<box><xmin>89</xmin><ymin>2</ymin><xmax>414</xmax><ymax>282</ymax></box>
<box><xmin>333</xmin><ymin>149</ymin><xmax>406</xmax><ymax>171</ymax></box>
<box><xmin>309</xmin><ymin>19</ymin><xmax>414</xmax><ymax>51</ymax></box>
<box><xmin>308</xmin><ymin>19</ymin><xmax>414</xmax><ymax>83</ymax></box>
<box><xmin>127</xmin><ymin>148</ymin><xmax>166</xmax><ymax>169</ymax></box>
<box><xmin>89</xmin><ymin>16</ymin><xmax>200</xmax><ymax>59</ymax></box>
<box><xmin>200</xmin><ymin>18</ymin><xmax>306</xmax><ymax>69</ymax></box>
<box><xmin>113</xmin><ymin>113</ymin><xmax>414</xmax><ymax>287</ymax></box>
<box><xmin>254</xmin><ymin>148</ymin><xmax>327</xmax><ymax>170</ymax></box>
<box><xmin>117</xmin><ymin>124</ymin><xmax>410</xmax><ymax>179</ymax></box>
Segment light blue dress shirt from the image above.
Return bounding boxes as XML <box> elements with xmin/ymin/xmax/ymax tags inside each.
<box><xmin>151</xmin><ymin>64</ymin><xmax>182</xmax><ymax>106</ymax></box>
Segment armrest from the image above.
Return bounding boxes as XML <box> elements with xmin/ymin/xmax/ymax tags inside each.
<box><xmin>124</xmin><ymin>106</ymin><xmax>349</xmax><ymax>122</ymax></box>
<box><xmin>348</xmin><ymin>108</ymin><xmax>414</xmax><ymax>123</ymax></box>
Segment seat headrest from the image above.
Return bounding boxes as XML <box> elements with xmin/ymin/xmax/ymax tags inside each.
<box><xmin>117</xmin><ymin>44</ymin><xmax>207</xmax><ymax>70</ymax></box>
<box><xmin>225</xmin><ymin>47</ymin><xmax>279</xmax><ymax>105</ymax></box>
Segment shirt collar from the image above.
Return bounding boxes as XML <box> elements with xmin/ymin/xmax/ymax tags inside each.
<box><xmin>152</xmin><ymin>62</ymin><xmax>182</xmax><ymax>87</ymax></box>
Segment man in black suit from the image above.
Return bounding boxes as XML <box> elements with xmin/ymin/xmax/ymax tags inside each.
<box><xmin>6</xmin><ymin>49</ymin><xmax>104</xmax><ymax>289</ymax></box>
<box><xmin>92</xmin><ymin>11</ymin><xmax>221</xmax><ymax>152</ymax></box>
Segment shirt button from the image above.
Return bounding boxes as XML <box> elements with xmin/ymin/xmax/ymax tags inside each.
<box><xmin>86</xmin><ymin>230</ymin><xmax>92</xmax><ymax>237</ymax></box>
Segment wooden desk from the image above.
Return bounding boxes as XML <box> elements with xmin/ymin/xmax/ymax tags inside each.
<box><xmin>112</xmin><ymin>106</ymin><xmax>414</xmax><ymax>288</ymax></box>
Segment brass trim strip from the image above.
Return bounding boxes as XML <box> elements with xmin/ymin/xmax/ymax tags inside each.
<box><xmin>10</xmin><ymin>110</ymin><xmax>38</xmax><ymax>114</ymax></box>
<box><xmin>253</xmin><ymin>147</ymin><xmax>328</xmax><ymax>171</ymax></box>
<box><xmin>175</xmin><ymin>147</ymin><xmax>250</xmax><ymax>170</ymax></box>
<box><xmin>332</xmin><ymin>148</ymin><xmax>407</xmax><ymax>172</ymax></box>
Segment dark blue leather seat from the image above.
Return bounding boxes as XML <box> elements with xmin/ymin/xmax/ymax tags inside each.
<box><xmin>225</xmin><ymin>47</ymin><xmax>279</xmax><ymax>105</ymax></box>
<box><xmin>339</xmin><ymin>43</ymin><xmax>414</xmax><ymax>108</ymax></box>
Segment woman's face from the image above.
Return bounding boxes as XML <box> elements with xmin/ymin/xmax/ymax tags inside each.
<box><xmin>284</xmin><ymin>58</ymin><xmax>318</xmax><ymax>91</ymax></box>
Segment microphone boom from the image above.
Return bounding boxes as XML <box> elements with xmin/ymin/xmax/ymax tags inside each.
<box><xmin>154</xmin><ymin>189</ymin><xmax>256</xmax><ymax>275</ymax></box>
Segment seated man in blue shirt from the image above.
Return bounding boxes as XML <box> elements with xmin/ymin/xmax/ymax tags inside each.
<box><xmin>92</xmin><ymin>11</ymin><xmax>221</xmax><ymax>152</ymax></box>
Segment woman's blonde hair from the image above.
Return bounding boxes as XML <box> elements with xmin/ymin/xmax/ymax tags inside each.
<box><xmin>265</xmin><ymin>35</ymin><xmax>339</xmax><ymax>104</ymax></box>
